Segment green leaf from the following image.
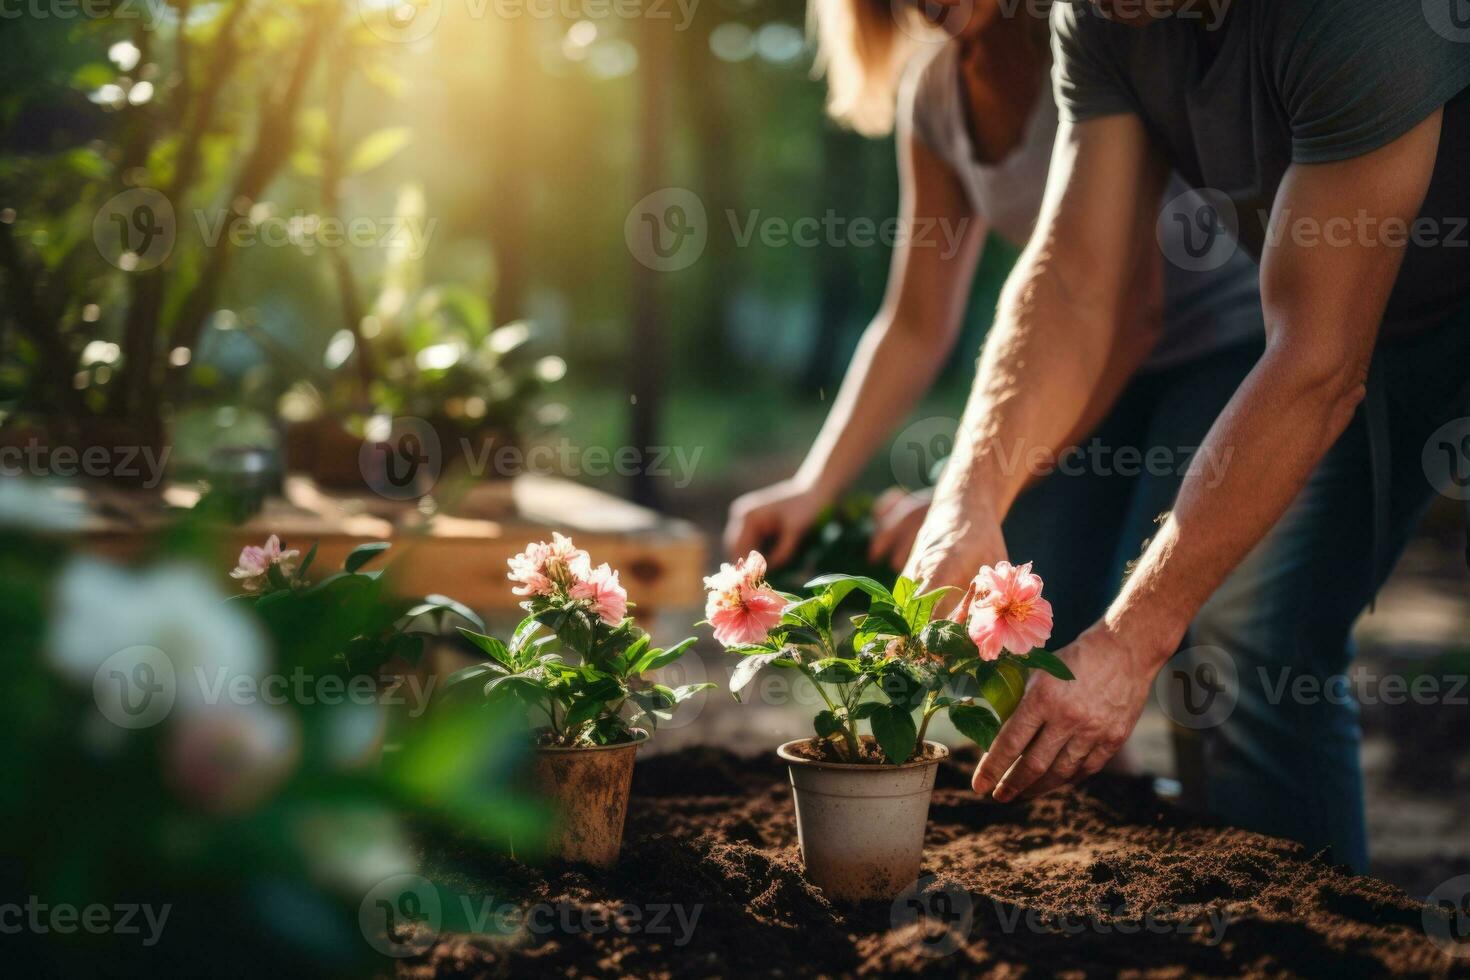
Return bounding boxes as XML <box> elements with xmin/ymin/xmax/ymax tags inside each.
<box><xmin>297</xmin><ymin>541</ymin><xmax>319</xmax><ymax>581</ymax></box>
<box><xmin>979</xmin><ymin>659</ymin><xmax>1028</xmax><ymax>721</ymax></box>
<box><xmin>628</xmin><ymin>690</ymin><xmax>668</xmax><ymax>729</ymax></box>
<box><xmin>457</xmin><ymin>628</ymin><xmax>514</xmax><ymax>669</ymax></box>
<box><xmin>858</xmin><ymin>602</ymin><xmax>912</xmax><ymax>638</ymax></box>
<box><xmin>949</xmin><ymin>703</ymin><xmax>1002</xmax><ymax>750</ymax></box>
<box><xmin>876</xmin><ymin>660</ymin><xmax>928</xmax><ymax>709</ymax></box>
<box><xmin>405</xmin><ymin>595</ymin><xmax>485</xmax><ymax>633</ymax></box>
<box><xmin>869</xmin><ymin>704</ymin><xmax>918</xmax><ymax>765</ymax></box>
<box><xmin>804</xmin><ymin>573</ymin><xmax>893</xmax><ymax>605</ymax></box>
<box><xmin>265</xmin><ymin>562</ymin><xmax>292</xmax><ymax>592</ymax></box>
<box><xmin>1020</xmin><ymin>648</ymin><xmax>1075</xmax><ymax>681</ymax></box>
<box><xmin>344</xmin><ymin>541</ymin><xmax>391</xmax><ymax>573</ymax></box>
<box><xmin>562</xmin><ymin>698</ymin><xmax>607</xmax><ymax>730</ymax></box>
<box><xmin>445</xmin><ymin>662</ymin><xmax>503</xmax><ymax>688</ymax></box>
<box><xmin>510</xmin><ymin>614</ymin><xmax>542</xmax><ymax>652</ymax></box>
<box><xmin>814</xmin><ymin>709</ymin><xmax>844</xmax><ymax>740</ymax></box>
<box><xmin>556</xmin><ymin>608</ymin><xmax>595</xmax><ymax>653</ymax></box>
<box><xmin>906</xmin><ymin>586</ymin><xmax>956</xmax><ymax>632</ymax></box>
<box><xmin>346</xmin><ymin>126</ymin><xmax>413</xmax><ymax>175</ymax></box>
<box><xmin>811</xmin><ymin>657</ymin><xmax>860</xmax><ymax>684</ymax></box>
<box><xmin>633</xmin><ymin>636</ymin><xmax>697</xmax><ymax>675</ymax></box>
<box><xmin>668</xmin><ymin>682</ymin><xmax>716</xmax><ymax>703</ymax></box>
<box><xmin>891</xmin><ymin>576</ymin><xmax>916</xmax><ymax>610</ymax></box>
<box><xmin>851</xmin><ymin>701</ymin><xmax>882</xmax><ymax>720</ymax></box>
<box><xmin>919</xmin><ymin>620</ymin><xmax>979</xmax><ymax>664</ymax></box>
<box><xmin>618</xmin><ymin>634</ymin><xmax>652</xmax><ymax>673</ymax></box>
<box><xmin>774</xmin><ymin>624</ymin><xmax>823</xmax><ymax>648</ymax></box>
<box><xmin>730</xmin><ymin>651</ymin><xmax>781</xmax><ymax>700</ymax></box>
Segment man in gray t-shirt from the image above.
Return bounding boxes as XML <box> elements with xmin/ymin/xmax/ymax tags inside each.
<box><xmin>902</xmin><ymin>0</ymin><xmax>1470</xmax><ymax>871</ymax></box>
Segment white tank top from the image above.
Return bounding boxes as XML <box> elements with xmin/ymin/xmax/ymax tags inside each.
<box><xmin>900</xmin><ymin>41</ymin><xmax>1263</xmax><ymax>371</ymax></box>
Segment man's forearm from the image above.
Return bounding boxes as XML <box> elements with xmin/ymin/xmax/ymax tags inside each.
<box><xmin>935</xmin><ymin>250</ymin><xmax>1120</xmax><ymax>519</ymax></box>
<box><xmin>1105</xmin><ymin>342</ymin><xmax>1367</xmax><ymax>663</ymax></box>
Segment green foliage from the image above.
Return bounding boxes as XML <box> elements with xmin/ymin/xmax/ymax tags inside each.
<box><xmin>0</xmin><ymin>503</ymin><xmax>538</xmax><ymax>975</ymax></box>
<box><xmin>240</xmin><ymin>540</ymin><xmax>475</xmax><ymax>678</ymax></box>
<box><xmin>450</xmin><ymin>554</ymin><xmax>710</xmax><ymax>748</ymax></box>
<box><xmin>717</xmin><ymin>570</ymin><xmax>1073</xmax><ymax>764</ymax></box>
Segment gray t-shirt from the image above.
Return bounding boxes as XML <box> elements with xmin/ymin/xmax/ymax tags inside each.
<box><xmin>903</xmin><ymin>41</ymin><xmax>1262</xmax><ymax>370</ymax></box>
<box><xmin>1053</xmin><ymin>0</ymin><xmax>1470</xmax><ymax>327</ymax></box>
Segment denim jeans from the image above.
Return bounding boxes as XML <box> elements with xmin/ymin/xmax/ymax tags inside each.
<box><xmin>1002</xmin><ymin>314</ymin><xmax>1470</xmax><ymax>873</ymax></box>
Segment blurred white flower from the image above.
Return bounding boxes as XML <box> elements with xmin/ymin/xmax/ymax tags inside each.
<box><xmin>48</xmin><ymin>558</ymin><xmax>267</xmax><ymax>722</ymax></box>
<box><xmin>165</xmin><ymin>703</ymin><xmax>300</xmax><ymax>814</ymax></box>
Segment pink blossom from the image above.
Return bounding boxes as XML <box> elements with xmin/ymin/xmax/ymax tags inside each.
<box><xmin>569</xmin><ymin>560</ymin><xmax>629</xmax><ymax>625</ymax></box>
<box><xmin>507</xmin><ymin>532</ymin><xmax>588</xmax><ymax>597</ymax></box>
<box><xmin>964</xmin><ymin>561</ymin><xmax>1053</xmax><ymax>661</ymax></box>
<box><xmin>230</xmin><ymin>535</ymin><xmax>300</xmax><ymax>593</ymax></box>
<box><xmin>704</xmin><ymin>551</ymin><xmax>785</xmax><ymax>647</ymax></box>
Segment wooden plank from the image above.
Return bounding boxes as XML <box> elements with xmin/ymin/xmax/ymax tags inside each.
<box><xmin>65</xmin><ymin>475</ymin><xmax>707</xmax><ymax>616</ymax></box>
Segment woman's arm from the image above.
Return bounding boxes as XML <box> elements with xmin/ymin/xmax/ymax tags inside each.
<box><xmin>724</xmin><ymin>129</ymin><xmax>987</xmax><ymax>563</ymax></box>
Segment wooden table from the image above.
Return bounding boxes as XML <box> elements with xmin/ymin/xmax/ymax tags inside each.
<box><xmin>67</xmin><ymin>475</ymin><xmax>708</xmax><ymax>617</ymax></box>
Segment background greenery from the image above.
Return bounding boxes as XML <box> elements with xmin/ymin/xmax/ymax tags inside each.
<box><xmin>0</xmin><ymin>0</ymin><xmax>1014</xmax><ymax>501</ymax></box>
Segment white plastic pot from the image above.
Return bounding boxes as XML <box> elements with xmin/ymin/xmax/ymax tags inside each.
<box><xmin>777</xmin><ymin>738</ymin><xmax>949</xmax><ymax>901</ymax></box>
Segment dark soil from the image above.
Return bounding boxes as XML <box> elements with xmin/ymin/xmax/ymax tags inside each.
<box><xmin>400</xmin><ymin>747</ymin><xmax>1468</xmax><ymax>978</ymax></box>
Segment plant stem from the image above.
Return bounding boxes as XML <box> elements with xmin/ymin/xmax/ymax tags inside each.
<box><xmin>805</xmin><ymin>668</ymin><xmax>860</xmax><ymax>761</ymax></box>
<box><xmin>915</xmin><ymin>693</ymin><xmax>941</xmax><ymax>746</ymax></box>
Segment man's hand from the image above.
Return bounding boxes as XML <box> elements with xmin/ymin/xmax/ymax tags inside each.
<box><xmin>724</xmin><ymin>479</ymin><xmax>827</xmax><ymax>566</ymax></box>
<box><xmin>972</xmin><ymin>621</ymin><xmax>1156</xmax><ymax>801</ymax></box>
<box><xmin>901</xmin><ymin>491</ymin><xmax>1008</xmax><ymax>597</ymax></box>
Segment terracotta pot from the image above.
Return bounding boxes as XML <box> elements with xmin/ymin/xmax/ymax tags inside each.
<box><xmin>778</xmin><ymin>738</ymin><xmax>949</xmax><ymax>902</ymax></box>
<box><xmin>530</xmin><ymin>729</ymin><xmax>647</xmax><ymax>868</ymax></box>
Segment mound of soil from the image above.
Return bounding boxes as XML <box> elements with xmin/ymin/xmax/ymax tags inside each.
<box><xmin>401</xmin><ymin>747</ymin><xmax>1466</xmax><ymax>978</ymax></box>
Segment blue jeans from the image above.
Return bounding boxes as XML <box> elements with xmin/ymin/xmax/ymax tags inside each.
<box><xmin>1003</xmin><ymin>316</ymin><xmax>1470</xmax><ymax>873</ymax></box>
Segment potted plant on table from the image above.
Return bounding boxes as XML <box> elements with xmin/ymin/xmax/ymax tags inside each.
<box><xmin>704</xmin><ymin>553</ymin><xmax>1074</xmax><ymax>901</ymax></box>
<box><xmin>450</xmin><ymin>534</ymin><xmax>712</xmax><ymax>867</ymax></box>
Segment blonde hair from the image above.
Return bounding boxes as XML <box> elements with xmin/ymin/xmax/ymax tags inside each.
<box><xmin>808</xmin><ymin>0</ymin><xmax>930</xmax><ymax>136</ymax></box>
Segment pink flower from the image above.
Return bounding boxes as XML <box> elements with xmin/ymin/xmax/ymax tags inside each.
<box><xmin>964</xmin><ymin>561</ymin><xmax>1053</xmax><ymax>661</ymax></box>
<box><xmin>704</xmin><ymin>551</ymin><xmax>785</xmax><ymax>647</ymax></box>
<box><xmin>569</xmin><ymin>560</ymin><xmax>628</xmax><ymax>625</ymax></box>
<box><xmin>508</xmin><ymin>532</ymin><xmax>588</xmax><ymax>597</ymax></box>
<box><xmin>230</xmin><ymin>535</ymin><xmax>300</xmax><ymax>593</ymax></box>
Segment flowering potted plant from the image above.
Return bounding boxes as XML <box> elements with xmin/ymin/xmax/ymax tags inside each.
<box><xmin>231</xmin><ymin>535</ymin><xmax>482</xmax><ymax>682</ymax></box>
<box><xmin>704</xmin><ymin>553</ymin><xmax>1072</xmax><ymax>900</ymax></box>
<box><xmin>450</xmin><ymin>534</ymin><xmax>712</xmax><ymax>867</ymax></box>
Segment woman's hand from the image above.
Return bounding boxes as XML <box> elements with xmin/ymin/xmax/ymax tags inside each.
<box><xmin>868</xmin><ymin>487</ymin><xmax>933</xmax><ymax>571</ymax></box>
<box><xmin>724</xmin><ymin>480</ymin><xmax>827</xmax><ymax>566</ymax></box>
<box><xmin>901</xmin><ymin>490</ymin><xmax>1008</xmax><ymax>598</ymax></box>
